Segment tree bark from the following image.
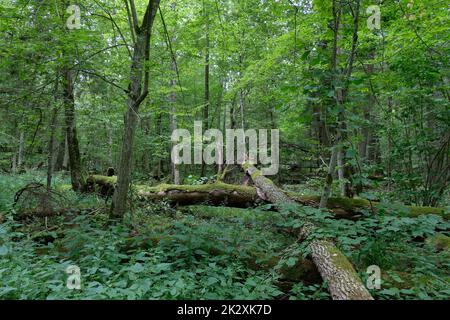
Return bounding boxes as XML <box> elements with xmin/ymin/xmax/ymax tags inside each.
<box><xmin>18</xmin><ymin>131</ymin><xmax>24</xmax><ymax>169</ymax></box>
<box><xmin>170</xmin><ymin>77</ymin><xmax>180</xmax><ymax>184</ymax></box>
<box><xmin>48</xmin><ymin>72</ymin><xmax>61</xmax><ymax>189</ymax></box>
<box><xmin>201</xmin><ymin>1</ymin><xmax>210</xmax><ymax>178</ymax></box>
<box><xmin>169</xmin><ymin>4</ymin><xmax>180</xmax><ymax>184</ymax></box>
<box><xmin>337</xmin><ymin>146</ymin><xmax>346</xmax><ymax>197</ymax></box>
<box><xmin>62</xmin><ymin>134</ymin><xmax>69</xmax><ymax>170</ymax></box>
<box><xmin>138</xmin><ymin>182</ymin><xmax>260</xmax><ymax>208</ymax></box>
<box><xmin>320</xmin><ymin>145</ymin><xmax>338</xmax><ymax>208</ymax></box>
<box><xmin>47</xmin><ymin>106</ymin><xmax>58</xmax><ymax>190</ymax></box>
<box><xmin>108</xmin><ymin>125</ymin><xmax>114</xmax><ymax>168</ymax></box>
<box><xmin>359</xmin><ymin>50</ymin><xmax>376</xmax><ymax>162</ymax></box>
<box><xmin>111</xmin><ymin>0</ymin><xmax>161</xmax><ymax>217</ymax></box>
<box><xmin>63</xmin><ymin>67</ymin><xmax>83</xmax><ymax>191</ymax></box>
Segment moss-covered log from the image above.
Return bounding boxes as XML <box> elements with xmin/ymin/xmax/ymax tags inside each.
<box><xmin>289</xmin><ymin>194</ymin><xmax>448</xmax><ymax>219</ymax></box>
<box><xmin>85</xmin><ymin>175</ymin><xmax>447</xmax><ymax>219</ymax></box>
<box><xmin>242</xmin><ymin>162</ymin><xmax>374</xmax><ymax>300</ymax></box>
<box><xmin>136</xmin><ymin>182</ymin><xmax>261</xmax><ymax>208</ymax></box>
<box><xmin>426</xmin><ymin>234</ymin><xmax>450</xmax><ymax>252</ymax></box>
<box><xmin>85</xmin><ymin>175</ymin><xmax>117</xmax><ymax>196</ymax></box>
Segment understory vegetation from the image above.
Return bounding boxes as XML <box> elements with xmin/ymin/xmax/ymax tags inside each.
<box><xmin>0</xmin><ymin>0</ymin><xmax>449</xmax><ymax>301</ymax></box>
<box><xmin>1</xmin><ymin>172</ymin><xmax>448</xmax><ymax>300</ymax></box>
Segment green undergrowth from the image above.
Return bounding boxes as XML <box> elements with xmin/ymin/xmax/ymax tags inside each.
<box><xmin>0</xmin><ymin>172</ymin><xmax>449</xmax><ymax>300</ymax></box>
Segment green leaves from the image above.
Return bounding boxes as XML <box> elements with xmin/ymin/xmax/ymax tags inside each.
<box><xmin>286</xmin><ymin>257</ymin><xmax>297</xmax><ymax>267</ymax></box>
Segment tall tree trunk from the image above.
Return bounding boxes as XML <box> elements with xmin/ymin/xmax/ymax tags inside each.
<box><xmin>54</xmin><ymin>127</ymin><xmax>67</xmax><ymax>172</ymax></box>
<box><xmin>108</xmin><ymin>125</ymin><xmax>114</xmax><ymax>168</ymax></box>
<box><xmin>62</xmin><ymin>134</ymin><xmax>69</xmax><ymax>170</ymax></box>
<box><xmin>113</xmin><ymin>35</ymin><xmax>147</xmax><ymax>215</ymax></box>
<box><xmin>320</xmin><ymin>145</ymin><xmax>338</xmax><ymax>208</ymax></box>
<box><xmin>11</xmin><ymin>149</ymin><xmax>17</xmax><ymax>174</ymax></box>
<box><xmin>313</xmin><ymin>104</ymin><xmax>330</xmax><ymax>146</ymax></box>
<box><xmin>216</xmin><ymin>78</ymin><xmax>225</xmax><ymax>177</ymax></box>
<box><xmin>359</xmin><ymin>50</ymin><xmax>376</xmax><ymax>162</ymax></box>
<box><xmin>201</xmin><ymin>2</ymin><xmax>210</xmax><ymax>178</ymax></box>
<box><xmin>170</xmin><ymin>60</ymin><xmax>180</xmax><ymax>184</ymax></box>
<box><xmin>337</xmin><ymin>146</ymin><xmax>346</xmax><ymax>197</ymax></box>
<box><xmin>63</xmin><ymin>67</ymin><xmax>83</xmax><ymax>191</ymax></box>
<box><xmin>386</xmin><ymin>96</ymin><xmax>393</xmax><ymax>191</ymax></box>
<box><xmin>320</xmin><ymin>0</ymin><xmax>341</xmax><ymax>203</ymax></box>
<box><xmin>112</xmin><ymin>0</ymin><xmax>161</xmax><ymax>217</ymax></box>
<box><xmin>155</xmin><ymin>112</ymin><xmax>163</xmax><ymax>179</ymax></box>
<box><xmin>169</xmin><ymin>2</ymin><xmax>180</xmax><ymax>184</ymax></box>
<box><xmin>238</xmin><ymin>54</ymin><xmax>245</xmax><ymax>132</ymax></box>
<box><xmin>11</xmin><ymin>120</ymin><xmax>18</xmax><ymax>173</ymax></box>
<box><xmin>47</xmin><ymin>106</ymin><xmax>58</xmax><ymax>190</ymax></box>
<box><xmin>47</xmin><ymin>74</ymin><xmax>60</xmax><ymax>189</ymax></box>
<box><xmin>17</xmin><ymin>131</ymin><xmax>24</xmax><ymax>170</ymax></box>
<box><xmin>324</xmin><ymin>0</ymin><xmax>360</xmax><ymax>199</ymax></box>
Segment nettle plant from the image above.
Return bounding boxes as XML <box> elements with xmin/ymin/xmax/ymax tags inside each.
<box><xmin>0</xmin><ymin>205</ymin><xmax>287</xmax><ymax>300</ymax></box>
<box><xmin>266</xmin><ymin>202</ymin><xmax>450</xmax><ymax>299</ymax></box>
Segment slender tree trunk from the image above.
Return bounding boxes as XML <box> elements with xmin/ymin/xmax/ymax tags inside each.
<box><xmin>337</xmin><ymin>147</ymin><xmax>346</xmax><ymax>197</ymax></box>
<box><xmin>170</xmin><ymin>59</ymin><xmax>180</xmax><ymax>184</ymax></box>
<box><xmin>11</xmin><ymin>121</ymin><xmax>18</xmax><ymax>173</ymax></box>
<box><xmin>17</xmin><ymin>131</ymin><xmax>24</xmax><ymax>169</ymax></box>
<box><xmin>47</xmin><ymin>74</ymin><xmax>60</xmax><ymax>189</ymax></box>
<box><xmin>387</xmin><ymin>96</ymin><xmax>393</xmax><ymax>191</ymax></box>
<box><xmin>112</xmin><ymin>0</ymin><xmax>160</xmax><ymax>217</ymax></box>
<box><xmin>108</xmin><ymin>126</ymin><xmax>114</xmax><ymax>168</ymax></box>
<box><xmin>201</xmin><ymin>3</ymin><xmax>210</xmax><ymax>178</ymax></box>
<box><xmin>319</xmin><ymin>0</ymin><xmax>341</xmax><ymax>204</ymax></box>
<box><xmin>113</xmin><ymin>37</ymin><xmax>147</xmax><ymax>215</ymax></box>
<box><xmin>325</xmin><ymin>0</ymin><xmax>360</xmax><ymax>199</ymax></box>
<box><xmin>216</xmin><ymin>79</ymin><xmax>225</xmax><ymax>177</ymax></box>
<box><xmin>359</xmin><ymin>50</ymin><xmax>375</xmax><ymax>162</ymax></box>
<box><xmin>54</xmin><ymin>126</ymin><xmax>67</xmax><ymax>172</ymax></box>
<box><xmin>141</xmin><ymin>121</ymin><xmax>149</xmax><ymax>173</ymax></box>
<box><xmin>155</xmin><ymin>112</ymin><xmax>163</xmax><ymax>179</ymax></box>
<box><xmin>47</xmin><ymin>106</ymin><xmax>59</xmax><ymax>190</ymax></box>
<box><xmin>62</xmin><ymin>134</ymin><xmax>69</xmax><ymax>170</ymax></box>
<box><xmin>11</xmin><ymin>150</ymin><xmax>17</xmax><ymax>174</ymax></box>
<box><xmin>320</xmin><ymin>145</ymin><xmax>338</xmax><ymax>208</ymax></box>
<box><xmin>169</xmin><ymin>2</ymin><xmax>180</xmax><ymax>184</ymax></box>
<box><xmin>62</xmin><ymin>67</ymin><xmax>83</xmax><ymax>191</ymax></box>
<box><xmin>238</xmin><ymin>54</ymin><xmax>245</xmax><ymax>132</ymax></box>
<box><xmin>313</xmin><ymin>104</ymin><xmax>330</xmax><ymax>146</ymax></box>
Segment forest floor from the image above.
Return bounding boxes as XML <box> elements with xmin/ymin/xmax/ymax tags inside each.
<box><xmin>0</xmin><ymin>171</ymin><xmax>449</xmax><ymax>300</ymax></box>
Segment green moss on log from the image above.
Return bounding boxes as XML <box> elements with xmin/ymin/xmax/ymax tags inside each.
<box><xmin>326</xmin><ymin>243</ymin><xmax>359</xmax><ymax>277</ymax></box>
<box><xmin>408</xmin><ymin>206</ymin><xmax>447</xmax><ymax>218</ymax></box>
<box><xmin>426</xmin><ymin>234</ymin><xmax>450</xmax><ymax>251</ymax></box>
<box><xmin>137</xmin><ymin>181</ymin><xmax>257</xmax><ymax>198</ymax></box>
<box><xmin>83</xmin><ymin>175</ymin><xmax>448</xmax><ymax>219</ymax></box>
<box><xmin>87</xmin><ymin>175</ymin><xmax>117</xmax><ymax>185</ymax></box>
<box><xmin>288</xmin><ymin>192</ymin><xmax>447</xmax><ymax>219</ymax></box>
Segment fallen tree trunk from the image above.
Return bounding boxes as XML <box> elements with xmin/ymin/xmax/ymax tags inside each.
<box><xmin>137</xmin><ymin>182</ymin><xmax>261</xmax><ymax>208</ymax></box>
<box><xmin>289</xmin><ymin>194</ymin><xmax>448</xmax><ymax>219</ymax></box>
<box><xmin>242</xmin><ymin>162</ymin><xmax>374</xmax><ymax>300</ymax></box>
<box><xmin>85</xmin><ymin>175</ymin><xmax>447</xmax><ymax>219</ymax></box>
<box><xmin>67</xmin><ymin>175</ymin><xmax>448</xmax><ymax>299</ymax></box>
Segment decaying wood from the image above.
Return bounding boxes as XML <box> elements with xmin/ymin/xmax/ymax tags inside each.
<box><xmin>137</xmin><ymin>182</ymin><xmax>261</xmax><ymax>208</ymax></box>
<box><xmin>85</xmin><ymin>175</ymin><xmax>447</xmax><ymax>219</ymax></box>
<box><xmin>242</xmin><ymin>162</ymin><xmax>374</xmax><ymax>300</ymax></box>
